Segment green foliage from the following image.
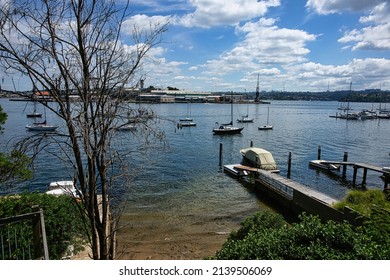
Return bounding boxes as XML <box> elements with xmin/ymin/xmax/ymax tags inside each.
<box><xmin>0</xmin><ymin>193</ymin><xmax>88</xmax><ymax>259</ymax></box>
<box><xmin>0</xmin><ymin>150</ymin><xmax>33</xmax><ymax>184</ymax></box>
<box><xmin>210</xmin><ymin>210</ymin><xmax>390</xmax><ymax>260</ymax></box>
<box><xmin>0</xmin><ymin>104</ymin><xmax>7</xmax><ymax>131</ymax></box>
<box><xmin>334</xmin><ymin>190</ymin><xmax>390</xmax><ymax>216</ymax></box>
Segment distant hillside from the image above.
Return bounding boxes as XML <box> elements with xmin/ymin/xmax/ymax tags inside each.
<box><xmin>258</xmin><ymin>90</ymin><xmax>390</xmax><ymax>102</ymax></box>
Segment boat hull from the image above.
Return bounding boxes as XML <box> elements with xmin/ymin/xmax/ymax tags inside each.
<box><xmin>258</xmin><ymin>125</ymin><xmax>273</xmax><ymax>130</ymax></box>
<box><xmin>26</xmin><ymin>124</ymin><xmax>58</xmax><ymax>131</ymax></box>
<box><xmin>213</xmin><ymin>126</ymin><xmax>243</xmax><ymax>134</ymax></box>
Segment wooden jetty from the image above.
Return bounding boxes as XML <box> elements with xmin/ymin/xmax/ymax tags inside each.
<box><xmin>223</xmin><ymin>164</ymin><xmax>349</xmax><ymax>222</ymax></box>
<box><xmin>309</xmin><ymin>159</ymin><xmax>390</xmax><ymax>189</ymax></box>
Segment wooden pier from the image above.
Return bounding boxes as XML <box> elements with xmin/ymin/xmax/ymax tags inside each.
<box><xmin>223</xmin><ymin>164</ymin><xmax>348</xmax><ymax>222</ymax></box>
<box><xmin>309</xmin><ymin>160</ymin><xmax>390</xmax><ymax>189</ymax></box>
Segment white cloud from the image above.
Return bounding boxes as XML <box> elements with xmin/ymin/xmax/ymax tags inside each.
<box><xmin>338</xmin><ymin>2</ymin><xmax>390</xmax><ymax>50</ymax></box>
<box><xmin>122</xmin><ymin>14</ymin><xmax>171</xmax><ymax>35</ymax></box>
<box><xmin>202</xmin><ymin>18</ymin><xmax>317</xmax><ymax>76</ymax></box>
<box><xmin>285</xmin><ymin>58</ymin><xmax>390</xmax><ymax>90</ymax></box>
<box><xmin>305</xmin><ymin>0</ymin><xmax>385</xmax><ymax>15</ymax></box>
<box><xmin>177</xmin><ymin>0</ymin><xmax>281</xmax><ymax>28</ymax></box>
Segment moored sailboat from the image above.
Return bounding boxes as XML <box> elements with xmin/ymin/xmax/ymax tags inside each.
<box><xmin>258</xmin><ymin>106</ymin><xmax>273</xmax><ymax>130</ymax></box>
<box><xmin>213</xmin><ymin>95</ymin><xmax>243</xmax><ymax>135</ymax></box>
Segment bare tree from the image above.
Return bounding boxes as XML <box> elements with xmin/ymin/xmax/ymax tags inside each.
<box><xmin>0</xmin><ymin>0</ymin><xmax>168</xmax><ymax>259</ymax></box>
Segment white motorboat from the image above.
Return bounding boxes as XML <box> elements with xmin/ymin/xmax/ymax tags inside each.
<box><xmin>240</xmin><ymin>147</ymin><xmax>279</xmax><ymax>172</ymax></box>
<box><xmin>46</xmin><ymin>181</ymin><xmax>79</xmax><ymax>197</ymax></box>
<box><xmin>309</xmin><ymin>160</ymin><xmax>340</xmax><ymax>171</ymax></box>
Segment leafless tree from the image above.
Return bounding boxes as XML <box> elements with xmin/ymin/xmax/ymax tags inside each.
<box><xmin>0</xmin><ymin>0</ymin><xmax>168</xmax><ymax>259</ymax></box>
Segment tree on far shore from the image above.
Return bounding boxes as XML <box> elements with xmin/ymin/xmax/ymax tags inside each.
<box><xmin>0</xmin><ymin>0</ymin><xmax>168</xmax><ymax>259</ymax></box>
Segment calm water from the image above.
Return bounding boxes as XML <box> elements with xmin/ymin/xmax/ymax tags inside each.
<box><xmin>1</xmin><ymin>98</ymin><xmax>390</xmax><ymax>233</ymax></box>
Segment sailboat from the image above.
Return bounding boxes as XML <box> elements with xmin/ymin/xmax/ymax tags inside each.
<box><xmin>258</xmin><ymin>106</ymin><xmax>273</xmax><ymax>130</ymax></box>
<box><xmin>26</xmin><ymin>105</ymin><xmax>58</xmax><ymax>132</ymax></box>
<box><xmin>179</xmin><ymin>102</ymin><xmax>196</xmax><ymax>127</ymax></box>
<box><xmin>26</xmin><ymin>91</ymin><xmax>43</xmax><ymax>118</ymax></box>
<box><xmin>237</xmin><ymin>102</ymin><xmax>254</xmax><ymax>123</ymax></box>
<box><xmin>213</xmin><ymin>94</ymin><xmax>244</xmax><ymax>134</ymax></box>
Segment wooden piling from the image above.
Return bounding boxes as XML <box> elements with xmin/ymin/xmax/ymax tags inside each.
<box><xmin>219</xmin><ymin>142</ymin><xmax>223</xmax><ymax>167</ymax></box>
<box><xmin>342</xmin><ymin>152</ymin><xmax>348</xmax><ymax>177</ymax></box>
<box><xmin>287</xmin><ymin>152</ymin><xmax>292</xmax><ymax>178</ymax></box>
<box><xmin>317</xmin><ymin>145</ymin><xmax>321</xmax><ymax>160</ymax></box>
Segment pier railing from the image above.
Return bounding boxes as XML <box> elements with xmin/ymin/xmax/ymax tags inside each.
<box><xmin>0</xmin><ymin>206</ymin><xmax>49</xmax><ymax>260</ymax></box>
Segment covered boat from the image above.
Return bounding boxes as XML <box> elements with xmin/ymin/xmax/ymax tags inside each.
<box><xmin>240</xmin><ymin>147</ymin><xmax>278</xmax><ymax>171</ymax></box>
<box><xmin>46</xmin><ymin>181</ymin><xmax>79</xmax><ymax>197</ymax></box>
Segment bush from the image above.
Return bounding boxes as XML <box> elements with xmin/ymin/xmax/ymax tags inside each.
<box><xmin>210</xmin><ymin>210</ymin><xmax>390</xmax><ymax>260</ymax></box>
<box><xmin>334</xmin><ymin>189</ymin><xmax>390</xmax><ymax>215</ymax></box>
<box><xmin>0</xmin><ymin>193</ymin><xmax>88</xmax><ymax>259</ymax></box>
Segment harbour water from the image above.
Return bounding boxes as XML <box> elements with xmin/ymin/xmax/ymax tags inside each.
<box><xmin>1</xmin><ymin>98</ymin><xmax>390</xmax><ymax>258</ymax></box>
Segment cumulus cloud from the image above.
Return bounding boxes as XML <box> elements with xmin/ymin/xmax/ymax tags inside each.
<box><xmin>203</xmin><ymin>18</ymin><xmax>316</xmax><ymax>76</ymax></box>
<box><xmin>177</xmin><ymin>0</ymin><xmax>281</xmax><ymax>28</ymax></box>
<box><xmin>305</xmin><ymin>0</ymin><xmax>385</xmax><ymax>15</ymax></box>
<box><xmin>285</xmin><ymin>58</ymin><xmax>390</xmax><ymax>90</ymax></box>
<box><xmin>338</xmin><ymin>2</ymin><xmax>390</xmax><ymax>50</ymax></box>
<box><xmin>122</xmin><ymin>14</ymin><xmax>171</xmax><ymax>35</ymax></box>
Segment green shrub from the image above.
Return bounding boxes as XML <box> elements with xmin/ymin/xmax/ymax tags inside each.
<box><xmin>210</xmin><ymin>210</ymin><xmax>390</xmax><ymax>260</ymax></box>
<box><xmin>334</xmin><ymin>189</ymin><xmax>390</xmax><ymax>215</ymax></box>
<box><xmin>0</xmin><ymin>193</ymin><xmax>88</xmax><ymax>259</ymax></box>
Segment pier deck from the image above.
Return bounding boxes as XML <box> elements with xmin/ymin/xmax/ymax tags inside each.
<box><xmin>224</xmin><ymin>163</ymin><xmax>338</xmax><ymax>207</ymax></box>
<box><xmin>309</xmin><ymin>160</ymin><xmax>390</xmax><ymax>188</ymax></box>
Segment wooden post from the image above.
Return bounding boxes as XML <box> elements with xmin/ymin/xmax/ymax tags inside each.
<box><xmin>317</xmin><ymin>145</ymin><xmax>321</xmax><ymax>160</ymax></box>
<box><xmin>250</xmin><ymin>140</ymin><xmax>253</xmax><ymax>147</ymax></box>
<box><xmin>219</xmin><ymin>142</ymin><xmax>223</xmax><ymax>167</ymax></box>
<box><xmin>31</xmin><ymin>206</ymin><xmax>49</xmax><ymax>260</ymax></box>
<box><xmin>342</xmin><ymin>152</ymin><xmax>348</xmax><ymax>177</ymax></box>
<box><xmin>362</xmin><ymin>168</ymin><xmax>368</xmax><ymax>186</ymax></box>
<box><xmin>352</xmin><ymin>166</ymin><xmax>358</xmax><ymax>187</ymax></box>
<box><xmin>287</xmin><ymin>152</ymin><xmax>292</xmax><ymax>178</ymax></box>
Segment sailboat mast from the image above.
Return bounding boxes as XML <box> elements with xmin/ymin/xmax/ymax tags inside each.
<box><xmin>267</xmin><ymin>106</ymin><xmax>269</xmax><ymax>124</ymax></box>
<box><xmin>255</xmin><ymin>74</ymin><xmax>260</xmax><ymax>102</ymax></box>
<box><xmin>230</xmin><ymin>91</ymin><xmax>233</xmax><ymax>124</ymax></box>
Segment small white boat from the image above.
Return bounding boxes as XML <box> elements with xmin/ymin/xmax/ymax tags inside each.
<box><xmin>26</xmin><ymin>111</ymin><xmax>43</xmax><ymax>118</ymax></box>
<box><xmin>115</xmin><ymin>123</ymin><xmax>137</xmax><ymax>131</ymax></box>
<box><xmin>237</xmin><ymin>115</ymin><xmax>254</xmax><ymax>123</ymax></box>
<box><xmin>178</xmin><ymin>121</ymin><xmax>196</xmax><ymax>127</ymax></box>
<box><xmin>240</xmin><ymin>147</ymin><xmax>279</xmax><ymax>172</ymax></box>
<box><xmin>309</xmin><ymin>160</ymin><xmax>340</xmax><ymax>171</ymax></box>
<box><xmin>258</xmin><ymin>106</ymin><xmax>273</xmax><ymax>130</ymax></box>
<box><xmin>46</xmin><ymin>181</ymin><xmax>79</xmax><ymax>197</ymax></box>
<box><xmin>26</xmin><ymin>123</ymin><xmax>58</xmax><ymax>131</ymax></box>
<box><xmin>258</xmin><ymin>124</ymin><xmax>273</xmax><ymax>130</ymax></box>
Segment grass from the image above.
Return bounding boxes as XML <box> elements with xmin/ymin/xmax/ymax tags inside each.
<box><xmin>334</xmin><ymin>189</ymin><xmax>390</xmax><ymax>216</ymax></box>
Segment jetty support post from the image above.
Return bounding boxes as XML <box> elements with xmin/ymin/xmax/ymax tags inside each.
<box><xmin>287</xmin><ymin>152</ymin><xmax>292</xmax><ymax>178</ymax></box>
<box><xmin>352</xmin><ymin>165</ymin><xmax>358</xmax><ymax>187</ymax></box>
<box><xmin>250</xmin><ymin>140</ymin><xmax>253</xmax><ymax>147</ymax></box>
<box><xmin>317</xmin><ymin>145</ymin><xmax>321</xmax><ymax>160</ymax></box>
<box><xmin>219</xmin><ymin>142</ymin><xmax>223</xmax><ymax>167</ymax></box>
<box><xmin>342</xmin><ymin>152</ymin><xmax>348</xmax><ymax>178</ymax></box>
<box><xmin>362</xmin><ymin>168</ymin><xmax>368</xmax><ymax>186</ymax></box>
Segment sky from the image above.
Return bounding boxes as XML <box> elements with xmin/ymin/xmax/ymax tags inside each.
<box><xmin>122</xmin><ymin>0</ymin><xmax>390</xmax><ymax>92</ymax></box>
<box><xmin>1</xmin><ymin>0</ymin><xmax>390</xmax><ymax>93</ymax></box>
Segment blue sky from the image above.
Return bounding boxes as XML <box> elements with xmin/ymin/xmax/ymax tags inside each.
<box><xmin>2</xmin><ymin>0</ymin><xmax>390</xmax><ymax>93</ymax></box>
<box><xmin>122</xmin><ymin>0</ymin><xmax>390</xmax><ymax>92</ymax></box>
